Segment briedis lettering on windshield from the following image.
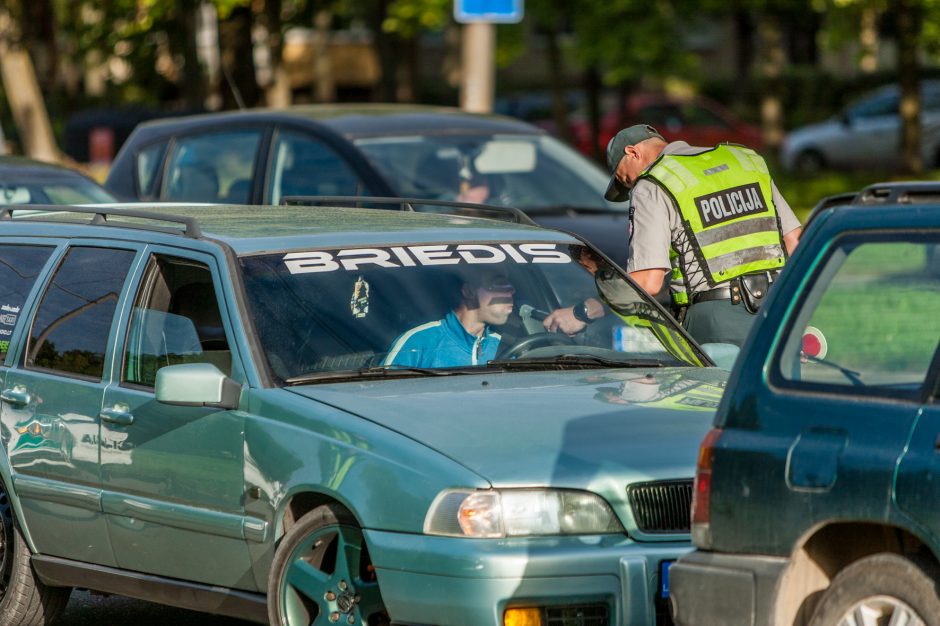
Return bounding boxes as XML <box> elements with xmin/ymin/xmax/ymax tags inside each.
<box><xmin>283</xmin><ymin>243</ymin><xmax>572</xmax><ymax>274</ymax></box>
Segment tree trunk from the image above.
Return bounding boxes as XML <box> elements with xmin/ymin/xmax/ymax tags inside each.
<box><xmin>543</xmin><ymin>25</ymin><xmax>572</xmax><ymax>144</ymax></box>
<box><xmin>0</xmin><ymin>46</ymin><xmax>59</xmax><ymax>161</ymax></box>
<box><xmin>178</xmin><ymin>0</ymin><xmax>206</xmax><ymax>110</ymax></box>
<box><xmin>312</xmin><ymin>9</ymin><xmax>335</xmax><ymax>103</ymax></box>
<box><xmin>859</xmin><ymin>7</ymin><xmax>880</xmax><ymax>73</ymax></box>
<box><xmin>218</xmin><ymin>6</ymin><xmax>261</xmax><ymax>109</ymax></box>
<box><xmin>262</xmin><ymin>0</ymin><xmax>291</xmax><ymax>108</ymax></box>
<box><xmin>368</xmin><ymin>0</ymin><xmax>398</xmax><ymax>102</ymax></box>
<box><xmin>757</xmin><ymin>12</ymin><xmax>785</xmax><ymax>151</ymax></box>
<box><xmin>584</xmin><ymin>66</ymin><xmax>602</xmax><ymax>164</ymax></box>
<box><xmin>734</xmin><ymin>8</ymin><xmax>754</xmax><ymax>82</ymax></box>
<box><xmin>896</xmin><ymin>0</ymin><xmax>921</xmax><ymax>174</ymax></box>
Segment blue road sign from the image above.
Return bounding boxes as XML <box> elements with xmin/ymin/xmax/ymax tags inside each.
<box><xmin>454</xmin><ymin>0</ymin><xmax>524</xmax><ymax>23</ymax></box>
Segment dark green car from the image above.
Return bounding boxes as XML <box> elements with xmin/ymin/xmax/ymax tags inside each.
<box><xmin>670</xmin><ymin>193</ymin><xmax>940</xmax><ymax>625</ymax></box>
<box><xmin>0</xmin><ymin>203</ymin><xmax>725</xmax><ymax>626</ymax></box>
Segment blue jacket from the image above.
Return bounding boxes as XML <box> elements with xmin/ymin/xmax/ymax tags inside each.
<box><xmin>384</xmin><ymin>310</ymin><xmax>501</xmax><ymax>368</ymax></box>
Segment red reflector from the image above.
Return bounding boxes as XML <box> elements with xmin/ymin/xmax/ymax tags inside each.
<box><xmin>801</xmin><ymin>325</ymin><xmax>828</xmax><ymax>359</ymax></box>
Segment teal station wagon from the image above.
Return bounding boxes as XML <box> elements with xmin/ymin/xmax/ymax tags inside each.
<box><xmin>0</xmin><ymin>204</ymin><xmax>726</xmax><ymax>626</ymax></box>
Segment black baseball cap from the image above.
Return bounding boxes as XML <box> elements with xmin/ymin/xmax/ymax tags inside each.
<box><xmin>604</xmin><ymin>124</ymin><xmax>665</xmax><ymax>202</ymax></box>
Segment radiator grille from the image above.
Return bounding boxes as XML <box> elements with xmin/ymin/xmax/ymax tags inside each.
<box><xmin>545</xmin><ymin>604</ymin><xmax>609</xmax><ymax>626</ymax></box>
<box><xmin>628</xmin><ymin>479</ymin><xmax>693</xmax><ymax>533</ymax></box>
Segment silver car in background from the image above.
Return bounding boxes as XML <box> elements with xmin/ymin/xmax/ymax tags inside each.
<box><xmin>781</xmin><ymin>81</ymin><xmax>940</xmax><ymax>173</ymax></box>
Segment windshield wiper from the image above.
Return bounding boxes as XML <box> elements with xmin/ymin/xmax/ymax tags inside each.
<box><xmin>488</xmin><ymin>354</ymin><xmax>667</xmax><ymax>370</ymax></box>
<box><xmin>802</xmin><ymin>354</ymin><xmax>865</xmax><ymax>386</ymax></box>
<box><xmin>285</xmin><ymin>365</ymin><xmax>480</xmax><ymax>385</ymax></box>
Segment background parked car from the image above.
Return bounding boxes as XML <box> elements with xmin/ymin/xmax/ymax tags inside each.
<box><xmin>0</xmin><ymin>156</ymin><xmax>117</xmax><ymax>204</ymax></box>
<box><xmin>104</xmin><ymin>104</ymin><xmax>634</xmax><ymax>266</ymax></box>
<box><xmin>670</xmin><ymin>184</ymin><xmax>940</xmax><ymax>626</ymax></box>
<box><xmin>781</xmin><ymin>80</ymin><xmax>940</xmax><ymax>173</ymax></box>
<box><xmin>570</xmin><ymin>93</ymin><xmax>764</xmax><ymax>159</ymax></box>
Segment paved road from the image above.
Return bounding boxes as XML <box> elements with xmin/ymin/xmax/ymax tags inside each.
<box><xmin>60</xmin><ymin>590</ymin><xmax>255</xmax><ymax>625</ymax></box>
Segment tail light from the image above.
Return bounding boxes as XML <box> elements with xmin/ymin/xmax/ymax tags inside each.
<box><xmin>691</xmin><ymin>428</ymin><xmax>722</xmax><ymax>549</ymax></box>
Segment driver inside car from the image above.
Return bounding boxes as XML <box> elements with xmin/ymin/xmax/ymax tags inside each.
<box><xmin>383</xmin><ymin>269</ymin><xmax>515</xmax><ymax>368</ymax></box>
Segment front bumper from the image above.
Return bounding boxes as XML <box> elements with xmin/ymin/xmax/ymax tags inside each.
<box><xmin>363</xmin><ymin>529</ymin><xmax>691</xmax><ymax>626</ymax></box>
<box><xmin>668</xmin><ymin>550</ymin><xmax>789</xmax><ymax>626</ymax></box>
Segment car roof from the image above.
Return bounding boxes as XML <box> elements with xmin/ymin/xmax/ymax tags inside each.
<box><xmin>0</xmin><ymin>155</ymin><xmax>92</xmax><ymax>178</ymax></box>
<box><xmin>810</xmin><ymin>194</ymin><xmax>940</xmax><ymax>233</ymax></box>
<box><xmin>5</xmin><ymin>203</ymin><xmax>577</xmax><ymax>256</ymax></box>
<box><xmin>805</xmin><ymin>181</ymin><xmax>940</xmax><ymax>229</ymax></box>
<box><xmin>133</xmin><ymin>103</ymin><xmax>541</xmax><ymax>140</ymax></box>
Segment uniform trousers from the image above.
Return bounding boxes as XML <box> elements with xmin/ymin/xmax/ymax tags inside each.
<box><xmin>682</xmin><ymin>299</ymin><xmax>758</xmax><ymax>347</ymax></box>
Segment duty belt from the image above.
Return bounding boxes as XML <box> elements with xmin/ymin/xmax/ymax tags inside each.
<box><xmin>689</xmin><ymin>270</ymin><xmax>780</xmax><ymax>311</ymax></box>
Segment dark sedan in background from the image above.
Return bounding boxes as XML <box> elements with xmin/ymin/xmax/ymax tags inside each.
<box><xmin>1</xmin><ymin>156</ymin><xmax>117</xmax><ymax>205</ymax></box>
<box><xmin>104</xmin><ymin>104</ymin><xmax>631</xmax><ymax>266</ymax></box>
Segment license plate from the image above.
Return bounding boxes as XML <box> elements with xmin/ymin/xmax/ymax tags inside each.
<box><xmin>660</xmin><ymin>560</ymin><xmax>675</xmax><ymax>598</ymax></box>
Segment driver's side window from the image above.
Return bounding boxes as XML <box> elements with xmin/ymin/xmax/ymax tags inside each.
<box><xmin>123</xmin><ymin>255</ymin><xmax>231</xmax><ymax>388</ymax></box>
<box><xmin>776</xmin><ymin>237</ymin><xmax>940</xmax><ymax>393</ymax></box>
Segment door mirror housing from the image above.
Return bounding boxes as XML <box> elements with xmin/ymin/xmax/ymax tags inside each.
<box><xmin>155</xmin><ymin>363</ymin><xmax>241</xmax><ymax>409</ymax></box>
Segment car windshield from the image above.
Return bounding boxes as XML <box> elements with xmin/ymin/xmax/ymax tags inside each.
<box><xmin>239</xmin><ymin>241</ymin><xmax>704</xmax><ymax>383</ymax></box>
<box><xmin>0</xmin><ymin>177</ymin><xmax>116</xmax><ymax>205</ymax></box>
<box><xmin>353</xmin><ymin>133</ymin><xmax>621</xmax><ymax>213</ymax></box>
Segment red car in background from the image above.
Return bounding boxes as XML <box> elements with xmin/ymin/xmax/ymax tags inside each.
<box><xmin>572</xmin><ymin>93</ymin><xmax>764</xmax><ymax>158</ymax></box>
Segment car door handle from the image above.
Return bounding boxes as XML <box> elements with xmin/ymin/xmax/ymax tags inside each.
<box><xmin>100</xmin><ymin>406</ymin><xmax>134</xmax><ymax>426</ymax></box>
<box><xmin>0</xmin><ymin>386</ymin><xmax>32</xmax><ymax>407</ymax></box>
<box><xmin>934</xmin><ymin>433</ymin><xmax>940</xmax><ymax>452</ymax></box>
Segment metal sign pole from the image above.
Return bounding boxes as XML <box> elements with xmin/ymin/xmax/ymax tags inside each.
<box><xmin>460</xmin><ymin>22</ymin><xmax>495</xmax><ymax>113</ymax></box>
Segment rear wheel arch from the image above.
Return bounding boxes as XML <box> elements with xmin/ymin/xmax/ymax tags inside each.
<box><xmin>774</xmin><ymin>522</ymin><xmax>935</xmax><ymax>626</ymax></box>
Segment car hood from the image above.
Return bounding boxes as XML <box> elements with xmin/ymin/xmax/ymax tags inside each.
<box><xmin>529</xmin><ymin>211</ymin><xmax>630</xmax><ymax>267</ymax></box>
<box><xmin>287</xmin><ymin>367</ymin><xmax>725</xmax><ymax>490</ymax></box>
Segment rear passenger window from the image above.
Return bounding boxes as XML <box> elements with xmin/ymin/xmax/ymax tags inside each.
<box><xmin>776</xmin><ymin>236</ymin><xmax>940</xmax><ymax>395</ymax></box>
<box><xmin>27</xmin><ymin>247</ymin><xmax>135</xmax><ymax>378</ymax></box>
<box><xmin>163</xmin><ymin>130</ymin><xmax>262</xmax><ymax>203</ymax></box>
<box><xmin>123</xmin><ymin>255</ymin><xmax>231</xmax><ymax>388</ymax></box>
<box><xmin>268</xmin><ymin>129</ymin><xmax>364</xmax><ymax>204</ymax></box>
<box><xmin>136</xmin><ymin>141</ymin><xmax>168</xmax><ymax>198</ymax></box>
<box><xmin>0</xmin><ymin>245</ymin><xmax>55</xmax><ymax>360</ymax></box>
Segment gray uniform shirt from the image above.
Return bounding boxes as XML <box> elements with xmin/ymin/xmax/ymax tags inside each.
<box><xmin>625</xmin><ymin>141</ymin><xmax>801</xmax><ymax>297</ymax></box>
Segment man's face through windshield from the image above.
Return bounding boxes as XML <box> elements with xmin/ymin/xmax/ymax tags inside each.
<box><xmin>466</xmin><ymin>271</ymin><xmax>515</xmax><ymax>326</ymax></box>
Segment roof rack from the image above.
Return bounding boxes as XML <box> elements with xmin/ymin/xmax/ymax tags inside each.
<box><xmin>853</xmin><ymin>181</ymin><xmax>940</xmax><ymax>205</ymax></box>
<box><xmin>0</xmin><ymin>205</ymin><xmax>203</xmax><ymax>239</ymax></box>
<box><xmin>280</xmin><ymin>195</ymin><xmax>539</xmax><ymax>227</ymax></box>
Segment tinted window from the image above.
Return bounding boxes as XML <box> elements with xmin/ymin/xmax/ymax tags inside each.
<box><xmin>268</xmin><ymin>129</ymin><xmax>364</xmax><ymax>204</ymax></box>
<box><xmin>0</xmin><ymin>245</ymin><xmax>55</xmax><ymax>360</ymax></box>
<box><xmin>849</xmin><ymin>94</ymin><xmax>899</xmax><ymax>119</ymax></box>
<box><xmin>355</xmin><ymin>133</ymin><xmax>617</xmax><ymax>212</ymax></box>
<box><xmin>776</xmin><ymin>236</ymin><xmax>940</xmax><ymax>395</ymax></box>
<box><xmin>163</xmin><ymin>130</ymin><xmax>262</xmax><ymax>203</ymax></box>
<box><xmin>28</xmin><ymin>247</ymin><xmax>135</xmax><ymax>378</ymax></box>
<box><xmin>136</xmin><ymin>141</ymin><xmax>168</xmax><ymax>198</ymax></box>
<box><xmin>123</xmin><ymin>255</ymin><xmax>231</xmax><ymax>388</ymax></box>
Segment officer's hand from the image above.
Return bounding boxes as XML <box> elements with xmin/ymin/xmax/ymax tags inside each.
<box><xmin>543</xmin><ymin>307</ymin><xmax>587</xmax><ymax>336</ymax></box>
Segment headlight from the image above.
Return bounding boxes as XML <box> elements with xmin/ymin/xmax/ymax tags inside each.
<box><xmin>424</xmin><ymin>488</ymin><xmax>625</xmax><ymax>538</ymax></box>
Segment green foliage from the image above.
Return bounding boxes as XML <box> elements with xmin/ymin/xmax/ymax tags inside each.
<box><xmin>772</xmin><ymin>166</ymin><xmax>940</xmax><ymax>221</ymax></box>
<box><xmin>571</xmin><ymin>0</ymin><xmax>699</xmax><ymax>86</ymax></box>
<box><xmin>384</xmin><ymin>0</ymin><xmax>451</xmax><ymax>37</ymax></box>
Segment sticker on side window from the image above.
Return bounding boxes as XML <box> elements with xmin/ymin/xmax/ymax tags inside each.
<box><xmin>283</xmin><ymin>243</ymin><xmax>572</xmax><ymax>274</ymax></box>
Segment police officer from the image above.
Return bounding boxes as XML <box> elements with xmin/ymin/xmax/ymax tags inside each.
<box><xmin>605</xmin><ymin>124</ymin><xmax>802</xmax><ymax>346</ymax></box>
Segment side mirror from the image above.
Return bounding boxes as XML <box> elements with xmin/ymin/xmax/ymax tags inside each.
<box><xmin>155</xmin><ymin>363</ymin><xmax>241</xmax><ymax>409</ymax></box>
<box><xmin>839</xmin><ymin>112</ymin><xmax>852</xmax><ymax>127</ymax></box>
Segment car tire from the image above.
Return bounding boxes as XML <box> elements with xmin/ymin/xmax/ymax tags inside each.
<box><xmin>267</xmin><ymin>504</ymin><xmax>388</xmax><ymax>626</ymax></box>
<box><xmin>0</xmin><ymin>482</ymin><xmax>71</xmax><ymax>626</ymax></box>
<box><xmin>807</xmin><ymin>553</ymin><xmax>940</xmax><ymax>626</ymax></box>
<box><xmin>794</xmin><ymin>149</ymin><xmax>826</xmax><ymax>175</ymax></box>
